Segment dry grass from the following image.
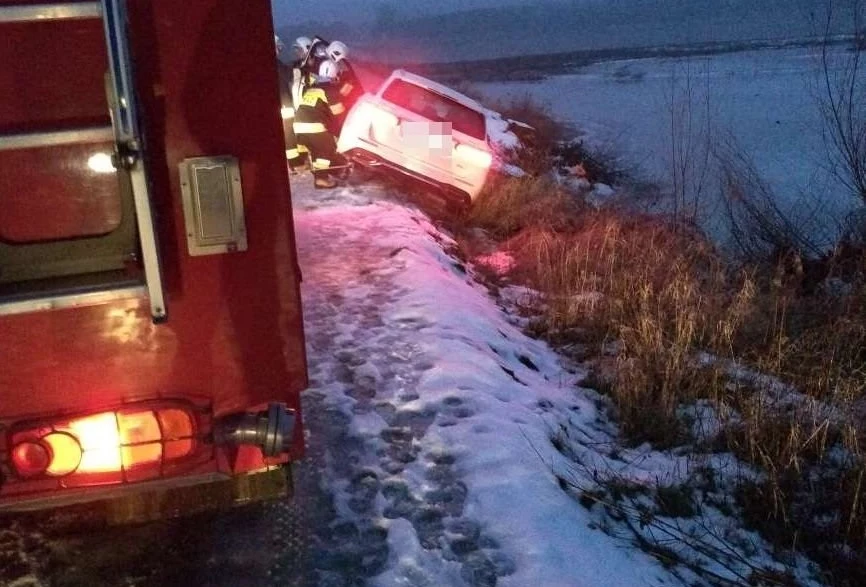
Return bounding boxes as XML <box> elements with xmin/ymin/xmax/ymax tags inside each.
<box><xmin>502</xmin><ymin>213</ymin><xmax>733</xmax><ymax>446</ymax></box>
<box><xmin>462</xmin><ymin>166</ymin><xmax>866</xmax><ymax>581</ymax></box>
<box><xmin>465</xmin><ymin>175</ymin><xmax>578</xmax><ymax>238</ymax></box>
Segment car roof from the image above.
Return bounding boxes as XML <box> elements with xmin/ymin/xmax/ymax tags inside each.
<box><xmin>382</xmin><ymin>69</ymin><xmax>488</xmax><ymax>114</ymax></box>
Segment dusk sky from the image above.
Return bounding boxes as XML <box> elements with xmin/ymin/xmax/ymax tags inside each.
<box><xmin>269</xmin><ymin>1</ymin><xmax>838</xmax><ymax>38</ymax></box>
<box><xmin>272</xmin><ymin>0</ymin><xmax>581</xmax><ymax>24</ymax></box>
<box><xmin>270</xmin><ymin>0</ymin><xmax>846</xmax><ymax>63</ymax></box>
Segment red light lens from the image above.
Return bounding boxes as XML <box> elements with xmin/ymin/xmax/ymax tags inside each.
<box><xmin>11</xmin><ymin>441</ymin><xmax>51</xmax><ymax>478</ymax></box>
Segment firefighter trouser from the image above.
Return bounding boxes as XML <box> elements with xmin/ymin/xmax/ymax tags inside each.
<box><xmin>281</xmin><ymin>108</ymin><xmax>307</xmax><ymax>169</ymax></box>
<box><xmin>294</xmin><ymin>127</ymin><xmax>345</xmax><ymax>178</ymax></box>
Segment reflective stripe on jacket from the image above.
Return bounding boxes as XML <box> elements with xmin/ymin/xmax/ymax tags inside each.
<box><xmin>293</xmin><ymin>121</ymin><xmax>327</xmax><ymax>134</ymax></box>
<box><xmin>294</xmin><ymin>82</ymin><xmax>344</xmax><ymax>136</ymax></box>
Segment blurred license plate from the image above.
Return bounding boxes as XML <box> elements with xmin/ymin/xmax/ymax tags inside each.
<box><xmin>402</xmin><ymin>121</ymin><xmax>453</xmax><ymax>156</ymax></box>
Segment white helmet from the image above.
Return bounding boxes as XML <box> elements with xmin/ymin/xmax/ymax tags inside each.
<box><xmin>312</xmin><ymin>40</ymin><xmax>329</xmax><ymax>59</ymax></box>
<box><xmin>317</xmin><ymin>59</ymin><xmax>339</xmax><ymax>82</ymax></box>
<box><xmin>293</xmin><ymin>36</ymin><xmax>312</xmax><ymax>54</ymax></box>
<box><xmin>274</xmin><ymin>35</ymin><xmax>285</xmax><ymax>57</ymax></box>
<box><xmin>327</xmin><ymin>40</ymin><xmax>348</xmax><ymax>62</ymax></box>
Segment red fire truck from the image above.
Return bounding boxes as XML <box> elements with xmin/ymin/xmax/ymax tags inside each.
<box><xmin>0</xmin><ymin>0</ymin><xmax>307</xmax><ymax>523</ymax></box>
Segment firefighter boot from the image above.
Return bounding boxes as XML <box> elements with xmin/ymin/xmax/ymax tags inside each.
<box><xmin>289</xmin><ymin>162</ymin><xmax>308</xmax><ymax>176</ymax></box>
<box><xmin>314</xmin><ymin>174</ymin><xmax>337</xmax><ymax>189</ymax></box>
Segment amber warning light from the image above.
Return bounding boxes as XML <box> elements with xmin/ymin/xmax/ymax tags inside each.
<box><xmin>9</xmin><ymin>408</ymin><xmax>196</xmax><ymax>479</ymax></box>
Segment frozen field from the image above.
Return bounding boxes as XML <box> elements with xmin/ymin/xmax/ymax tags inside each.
<box><xmin>479</xmin><ymin>45</ymin><xmax>861</xmax><ymax>247</ymax></box>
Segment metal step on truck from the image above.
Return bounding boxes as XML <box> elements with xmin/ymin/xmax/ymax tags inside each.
<box><xmin>0</xmin><ymin>0</ymin><xmax>307</xmax><ymax>523</ymax></box>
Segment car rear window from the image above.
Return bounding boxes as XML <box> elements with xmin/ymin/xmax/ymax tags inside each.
<box><xmin>382</xmin><ymin>79</ymin><xmax>486</xmax><ymax>141</ymax></box>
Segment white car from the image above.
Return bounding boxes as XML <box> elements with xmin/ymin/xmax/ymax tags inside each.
<box><xmin>337</xmin><ymin>69</ymin><xmax>516</xmax><ymax>205</ymax></box>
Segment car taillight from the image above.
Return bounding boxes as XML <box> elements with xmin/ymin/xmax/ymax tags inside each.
<box><xmin>454</xmin><ymin>143</ymin><xmax>493</xmax><ymax>168</ymax></box>
<box><xmin>8</xmin><ymin>407</ymin><xmax>196</xmax><ymax>479</ymax></box>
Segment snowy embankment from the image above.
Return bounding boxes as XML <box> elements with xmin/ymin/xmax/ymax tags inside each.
<box><xmin>291</xmin><ymin>177</ymin><xmax>819</xmax><ymax>586</ymax></box>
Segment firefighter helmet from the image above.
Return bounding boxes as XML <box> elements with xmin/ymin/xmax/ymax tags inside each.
<box><xmin>317</xmin><ymin>59</ymin><xmax>339</xmax><ymax>82</ymax></box>
<box><xmin>293</xmin><ymin>36</ymin><xmax>312</xmax><ymax>54</ymax></box>
<box><xmin>327</xmin><ymin>41</ymin><xmax>348</xmax><ymax>62</ymax></box>
<box><xmin>311</xmin><ymin>40</ymin><xmax>329</xmax><ymax>59</ymax></box>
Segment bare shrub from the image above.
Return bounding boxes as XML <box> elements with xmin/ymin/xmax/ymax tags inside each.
<box><xmin>663</xmin><ymin>59</ymin><xmax>715</xmax><ymax>224</ymax></box>
<box><xmin>715</xmin><ymin>136</ymin><xmax>825</xmax><ymax>262</ymax></box>
<box><xmin>470</xmin><ymin>189</ymin><xmax>866</xmax><ymax>580</ymax></box>
<box><xmin>819</xmin><ymin>0</ymin><xmax>866</xmax><ymax>204</ymax></box>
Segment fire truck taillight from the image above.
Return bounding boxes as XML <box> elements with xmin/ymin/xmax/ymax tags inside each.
<box><xmin>9</xmin><ymin>408</ymin><xmax>196</xmax><ymax>479</ymax></box>
<box><xmin>11</xmin><ymin>441</ymin><xmax>51</xmax><ymax>478</ymax></box>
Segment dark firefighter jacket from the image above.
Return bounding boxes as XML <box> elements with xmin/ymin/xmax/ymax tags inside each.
<box><xmin>277</xmin><ymin>61</ymin><xmax>293</xmax><ymax>112</ymax></box>
<box><xmin>293</xmin><ymin>81</ymin><xmax>345</xmax><ymax>137</ymax></box>
<box><xmin>336</xmin><ymin>60</ymin><xmax>363</xmax><ymax>112</ymax></box>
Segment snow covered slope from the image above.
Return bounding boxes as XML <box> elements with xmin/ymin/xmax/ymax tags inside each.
<box><xmin>288</xmin><ymin>175</ymin><xmax>820</xmax><ymax>586</ymax></box>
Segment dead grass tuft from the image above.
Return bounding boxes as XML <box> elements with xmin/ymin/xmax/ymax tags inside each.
<box><xmin>466</xmin><ymin>175</ymin><xmax>578</xmax><ymax>238</ymax></box>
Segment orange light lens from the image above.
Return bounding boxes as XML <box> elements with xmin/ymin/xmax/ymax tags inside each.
<box><xmin>158</xmin><ymin>409</ymin><xmax>194</xmax><ymax>440</ymax></box>
<box><xmin>43</xmin><ymin>432</ymin><xmax>83</xmax><ymax>476</ymax></box>
<box><xmin>118</xmin><ymin>411</ymin><xmax>161</xmax><ymax>444</ymax></box>
<box><xmin>121</xmin><ymin>444</ymin><xmax>161</xmax><ymax>468</ymax></box>
<box><xmin>117</xmin><ymin>411</ymin><xmax>164</xmax><ymax>468</ymax></box>
<box><xmin>11</xmin><ymin>441</ymin><xmax>51</xmax><ymax>478</ymax></box>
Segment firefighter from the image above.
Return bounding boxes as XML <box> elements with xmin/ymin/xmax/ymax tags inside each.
<box><xmin>275</xmin><ymin>35</ymin><xmax>307</xmax><ymax>173</ymax></box>
<box><xmin>326</xmin><ymin>41</ymin><xmax>364</xmax><ymax>133</ymax></box>
<box><xmin>293</xmin><ymin>59</ymin><xmax>347</xmax><ymax>189</ymax></box>
<box><xmin>291</xmin><ymin>36</ymin><xmax>313</xmax><ymax>105</ymax></box>
<box><xmin>303</xmin><ymin>36</ymin><xmax>330</xmax><ymax>74</ymax></box>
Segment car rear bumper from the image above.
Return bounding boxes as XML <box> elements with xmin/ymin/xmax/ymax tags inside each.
<box><xmin>344</xmin><ymin>147</ymin><xmax>472</xmax><ymax>207</ymax></box>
